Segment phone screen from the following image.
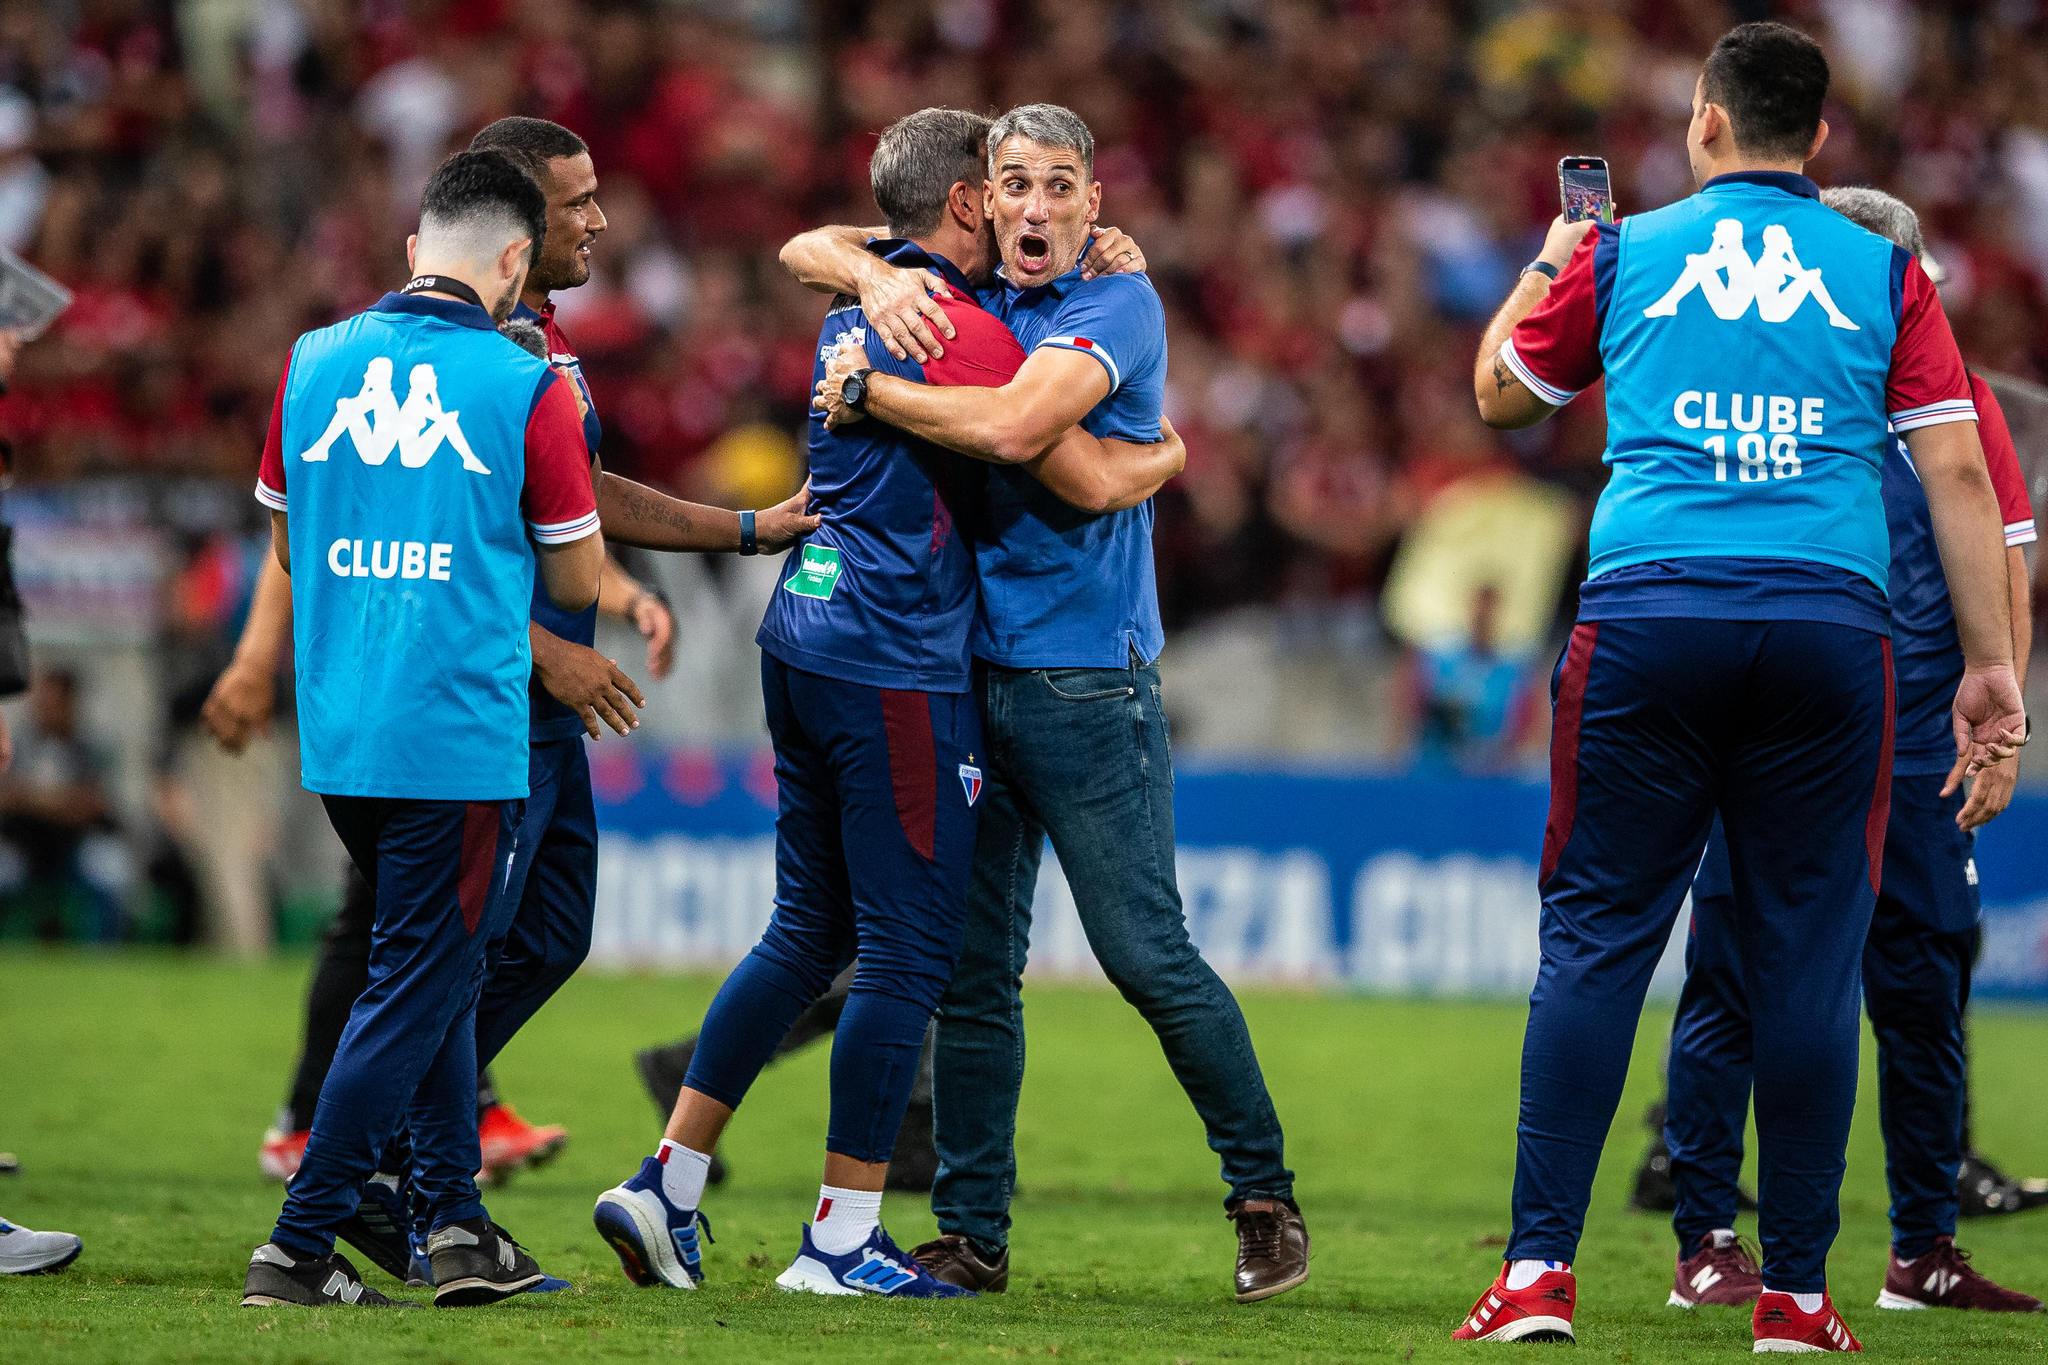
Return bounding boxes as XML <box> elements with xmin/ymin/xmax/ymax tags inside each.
<box><xmin>1559</xmin><ymin>156</ymin><xmax>1611</xmax><ymax>224</ymax></box>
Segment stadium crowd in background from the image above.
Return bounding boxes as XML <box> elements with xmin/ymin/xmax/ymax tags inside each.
<box><xmin>3</xmin><ymin>0</ymin><xmax>2048</xmax><ymax>634</ymax></box>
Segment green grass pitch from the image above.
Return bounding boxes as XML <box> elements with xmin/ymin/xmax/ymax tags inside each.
<box><xmin>2</xmin><ymin>951</ymin><xmax>2045</xmax><ymax>1362</ymax></box>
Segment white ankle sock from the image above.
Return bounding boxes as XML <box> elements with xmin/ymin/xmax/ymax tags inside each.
<box><xmin>810</xmin><ymin>1185</ymin><xmax>882</xmax><ymax>1256</ymax></box>
<box><xmin>1710</xmin><ymin>1228</ymin><xmax>1738</xmax><ymax>1249</ymax></box>
<box><xmin>655</xmin><ymin>1140</ymin><xmax>710</xmax><ymax>1211</ymax></box>
<box><xmin>1767</xmin><ymin>1287</ymin><xmax>1825</xmax><ymax>1313</ymax></box>
<box><xmin>1505</xmin><ymin>1258</ymin><xmax>1566</xmax><ymax>1290</ymax></box>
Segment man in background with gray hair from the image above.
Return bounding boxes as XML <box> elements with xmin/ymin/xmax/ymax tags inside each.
<box><xmin>1654</xmin><ymin>185</ymin><xmax>2043</xmax><ymax>1315</ymax></box>
<box><xmin>802</xmin><ymin>102</ymin><xmax>1309</xmax><ymax>1304</ymax></box>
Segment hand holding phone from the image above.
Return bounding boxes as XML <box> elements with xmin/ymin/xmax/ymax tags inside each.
<box><xmin>1559</xmin><ymin>156</ymin><xmax>1613</xmax><ymax>224</ymax></box>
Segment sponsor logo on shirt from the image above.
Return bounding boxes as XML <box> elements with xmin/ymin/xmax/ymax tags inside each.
<box><xmin>1644</xmin><ymin>220</ymin><xmax>1859</xmax><ymax>331</ymax></box>
<box><xmin>301</xmin><ymin>358</ymin><xmax>492</xmax><ymax>473</ymax></box>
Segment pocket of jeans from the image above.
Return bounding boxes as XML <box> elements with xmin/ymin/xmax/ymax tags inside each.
<box><xmin>1040</xmin><ymin>668</ymin><xmax>1135</xmax><ymax>702</ymax></box>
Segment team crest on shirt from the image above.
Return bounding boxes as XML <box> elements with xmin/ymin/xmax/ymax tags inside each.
<box><xmin>300</xmin><ymin>358</ymin><xmax>492</xmax><ymax>474</ymax></box>
<box><xmin>820</xmin><ymin>327</ymin><xmax>867</xmax><ymax>363</ymax></box>
<box><xmin>958</xmin><ymin>761</ymin><xmax>983</xmax><ymax>807</ymax></box>
<box><xmin>1644</xmin><ymin>219</ymin><xmax>1859</xmax><ymax>331</ymax></box>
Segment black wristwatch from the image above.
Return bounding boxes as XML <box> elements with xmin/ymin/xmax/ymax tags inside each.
<box><xmin>840</xmin><ymin>367</ymin><xmax>875</xmax><ymax>412</ymax></box>
<box><xmin>1521</xmin><ymin>260</ymin><xmax>1560</xmax><ymax>281</ymax></box>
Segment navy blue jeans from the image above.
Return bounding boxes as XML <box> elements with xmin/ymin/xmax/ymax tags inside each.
<box><xmin>1669</xmin><ymin>774</ymin><xmax>1978</xmax><ymax>1259</ymax></box>
<box><xmin>931</xmin><ymin>660</ymin><xmax>1293</xmax><ymax>1252</ymax></box>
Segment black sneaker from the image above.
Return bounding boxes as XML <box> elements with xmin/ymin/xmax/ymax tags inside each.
<box><xmin>334</xmin><ymin>1173</ymin><xmax>415</xmax><ymax>1283</ymax></box>
<box><xmin>241</xmin><ymin>1243</ymin><xmax>413</xmax><ymax>1308</ymax></box>
<box><xmin>427</xmin><ymin>1218</ymin><xmax>547</xmax><ymax>1306</ymax></box>
<box><xmin>1959</xmin><ymin>1150</ymin><xmax>2048</xmax><ymax>1218</ymax></box>
<box><xmin>1628</xmin><ymin>1102</ymin><xmax>1757</xmax><ymax>1214</ymax></box>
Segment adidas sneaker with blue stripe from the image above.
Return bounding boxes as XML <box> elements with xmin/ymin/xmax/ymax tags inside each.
<box><xmin>593</xmin><ymin>1156</ymin><xmax>711</xmax><ymax>1288</ymax></box>
<box><xmin>774</xmin><ymin>1223</ymin><xmax>975</xmax><ymax>1298</ymax></box>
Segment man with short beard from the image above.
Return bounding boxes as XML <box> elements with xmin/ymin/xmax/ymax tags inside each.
<box><xmin>798</xmin><ymin>102</ymin><xmax>1308</xmax><ymax>1305</ymax></box>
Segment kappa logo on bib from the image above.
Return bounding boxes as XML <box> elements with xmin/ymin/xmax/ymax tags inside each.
<box><xmin>1644</xmin><ymin>219</ymin><xmax>1859</xmax><ymax>331</ymax></box>
<box><xmin>300</xmin><ymin>358</ymin><xmax>492</xmax><ymax>473</ymax></box>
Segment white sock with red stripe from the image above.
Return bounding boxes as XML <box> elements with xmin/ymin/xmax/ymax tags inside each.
<box><xmin>655</xmin><ymin>1139</ymin><xmax>711</xmax><ymax>1211</ymax></box>
<box><xmin>810</xmin><ymin>1184</ymin><xmax>882</xmax><ymax>1256</ymax></box>
<box><xmin>1767</xmin><ymin>1288</ymin><xmax>1825</xmax><ymax>1313</ymax></box>
<box><xmin>1505</xmin><ymin>1259</ymin><xmax>1567</xmax><ymax>1290</ymax></box>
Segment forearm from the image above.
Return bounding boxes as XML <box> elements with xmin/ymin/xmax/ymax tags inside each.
<box><xmin>1472</xmin><ymin>273</ymin><xmax>1556</xmax><ymax>429</ymax></box>
<box><xmin>779</xmin><ymin>224</ymin><xmax>888</xmax><ymax>295</ymax></box>
<box><xmin>232</xmin><ymin>550</ymin><xmax>294</xmax><ymax>670</ymax></box>
<box><xmin>598</xmin><ymin>555</ymin><xmax>647</xmax><ymax>621</ymax></box>
<box><xmin>1028</xmin><ymin>432</ymin><xmax>1179</xmax><ymax>514</ymax></box>
<box><xmin>597</xmin><ymin>471</ymin><xmax>741</xmax><ymax>552</ymax></box>
<box><xmin>1924</xmin><ymin>460</ymin><xmax>2015</xmax><ymax>669</ymax></box>
<box><xmin>2009</xmin><ymin>546</ymin><xmax>2032</xmax><ymax>689</ymax></box>
<box><xmin>866</xmin><ymin>375</ymin><xmax>1047</xmax><ymax>466</ymax></box>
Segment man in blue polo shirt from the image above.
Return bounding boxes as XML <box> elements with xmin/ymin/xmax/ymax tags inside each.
<box><xmin>593</xmin><ymin>106</ymin><xmax>1185</xmax><ymax>1298</ymax></box>
<box><xmin>803</xmin><ymin>103</ymin><xmax>1307</xmax><ymax>1305</ymax></box>
<box><xmin>1456</xmin><ymin>23</ymin><xmax>2022</xmax><ymax>1352</ymax></box>
<box><xmin>241</xmin><ymin>150</ymin><xmax>604</xmax><ymax>1309</ymax></box>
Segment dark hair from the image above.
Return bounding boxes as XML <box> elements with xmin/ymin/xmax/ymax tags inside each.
<box><xmin>871</xmin><ymin>107</ymin><xmax>993</xmax><ymax>239</ymax></box>
<box><xmin>469</xmin><ymin>116</ymin><xmax>588</xmax><ymax>181</ymax></box>
<box><xmin>1701</xmin><ymin>22</ymin><xmax>1829</xmax><ymax>162</ymax></box>
<box><xmin>418</xmin><ymin>149</ymin><xmax>547</xmax><ymax>260</ymax></box>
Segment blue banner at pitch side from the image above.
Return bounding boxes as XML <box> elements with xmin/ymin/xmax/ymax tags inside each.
<box><xmin>587</xmin><ymin>748</ymin><xmax>2048</xmax><ymax>1001</ymax></box>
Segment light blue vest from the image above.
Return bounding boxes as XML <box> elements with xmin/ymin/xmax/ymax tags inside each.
<box><xmin>281</xmin><ymin>293</ymin><xmax>553</xmax><ymax>799</ymax></box>
<box><xmin>1590</xmin><ymin>173</ymin><xmax>1905</xmax><ymax>593</ymax></box>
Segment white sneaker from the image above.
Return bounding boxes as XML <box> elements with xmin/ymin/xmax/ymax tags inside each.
<box><xmin>0</xmin><ymin>1218</ymin><xmax>82</xmax><ymax>1274</ymax></box>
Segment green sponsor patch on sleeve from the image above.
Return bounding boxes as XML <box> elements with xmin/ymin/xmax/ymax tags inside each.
<box><xmin>782</xmin><ymin>543</ymin><xmax>843</xmax><ymax>601</ymax></box>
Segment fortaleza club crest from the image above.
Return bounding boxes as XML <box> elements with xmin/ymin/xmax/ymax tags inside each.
<box><xmin>958</xmin><ymin>760</ymin><xmax>983</xmax><ymax>807</ymax></box>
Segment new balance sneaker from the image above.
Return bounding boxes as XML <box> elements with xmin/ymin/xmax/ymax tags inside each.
<box><xmin>1452</xmin><ymin>1263</ymin><xmax>1576</xmax><ymax>1342</ymax></box>
<box><xmin>241</xmin><ymin>1243</ymin><xmax>412</xmax><ymax>1308</ymax></box>
<box><xmin>775</xmin><ymin>1223</ymin><xmax>976</xmax><ymax>1298</ymax></box>
<box><xmin>477</xmin><ymin>1104</ymin><xmax>567</xmax><ymax>1182</ymax></box>
<box><xmin>0</xmin><ymin>1219</ymin><xmax>82</xmax><ymax>1274</ymax></box>
<box><xmin>1876</xmin><ymin>1237</ymin><xmax>2043</xmax><ymax>1312</ymax></box>
<box><xmin>911</xmin><ymin>1233</ymin><xmax>1010</xmax><ymax>1292</ymax></box>
<box><xmin>1753</xmin><ymin>1290</ymin><xmax>1860</xmax><ymax>1352</ymax></box>
<box><xmin>426</xmin><ymin>1218</ymin><xmax>548</xmax><ymax>1307</ymax></box>
<box><xmin>259</xmin><ymin>1127</ymin><xmax>310</xmax><ymax>1183</ymax></box>
<box><xmin>593</xmin><ymin>1156</ymin><xmax>711</xmax><ymax>1289</ymax></box>
<box><xmin>334</xmin><ymin>1172</ymin><xmax>414</xmax><ymax>1284</ymax></box>
<box><xmin>1670</xmin><ymin>1232</ymin><xmax>1764</xmax><ymax>1307</ymax></box>
<box><xmin>1957</xmin><ymin>1150</ymin><xmax>2048</xmax><ymax>1218</ymax></box>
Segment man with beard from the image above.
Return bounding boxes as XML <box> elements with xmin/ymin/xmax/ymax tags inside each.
<box><xmin>800</xmin><ymin>103</ymin><xmax>1308</xmax><ymax>1305</ymax></box>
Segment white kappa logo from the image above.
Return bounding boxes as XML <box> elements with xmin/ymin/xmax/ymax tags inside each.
<box><xmin>1644</xmin><ymin>219</ymin><xmax>1859</xmax><ymax>331</ymax></box>
<box><xmin>300</xmin><ymin>357</ymin><xmax>492</xmax><ymax>474</ymax></box>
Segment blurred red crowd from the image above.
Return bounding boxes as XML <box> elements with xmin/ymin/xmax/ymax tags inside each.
<box><xmin>3</xmin><ymin>0</ymin><xmax>2045</xmax><ymax>627</ymax></box>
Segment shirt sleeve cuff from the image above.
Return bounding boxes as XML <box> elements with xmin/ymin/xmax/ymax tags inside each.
<box><xmin>254</xmin><ymin>479</ymin><xmax>287</xmax><ymax>512</ymax></box>
<box><xmin>529</xmin><ymin>508</ymin><xmax>600</xmax><ymax>545</ymax></box>
<box><xmin>2005</xmin><ymin>519</ymin><xmax>2037</xmax><ymax>548</ymax></box>
<box><xmin>1037</xmin><ymin>335</ymin><xmax>1120</xmax><ymax>392</ymax></box>
<box><xmin>1499</xmin><ymin>336</ymin><xmax>1578</xmax><ymax>407</ymax></box>
<box><xmin>1889</xmin><ymin>398</ymin><xmax>1979</xmax><ymax>432</ymax></box>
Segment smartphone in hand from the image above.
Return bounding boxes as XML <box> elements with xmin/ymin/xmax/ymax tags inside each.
<box><xmin>1559</xmin><ymin>156</ymin><xmax>1612</xmax><ymax>224</ymax></box>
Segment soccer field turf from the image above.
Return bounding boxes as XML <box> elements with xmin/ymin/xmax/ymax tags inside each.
<box><xmin>3</xmin><ymin>953</ymin><xmax>2045</xmax><ymax>1363</ymax></box>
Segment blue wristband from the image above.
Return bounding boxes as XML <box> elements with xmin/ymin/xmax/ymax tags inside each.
<box><xmin>739</xmin><ymin>508</ymin><xmax>758</xmax><ymax>555</ymax></box>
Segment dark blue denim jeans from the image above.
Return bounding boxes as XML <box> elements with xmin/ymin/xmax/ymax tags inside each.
<box><xmin>931</xmin><ymin>659</ymin><xmax>1294</xmax><ymax>1252</ymax></box>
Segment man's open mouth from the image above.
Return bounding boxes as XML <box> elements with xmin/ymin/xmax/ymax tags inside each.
<box><xmin>1016</xmin><ymin>231</ymin><xmax>1051</xmax><ymax>272</ymax></box>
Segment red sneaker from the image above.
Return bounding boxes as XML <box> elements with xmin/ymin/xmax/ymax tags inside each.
<box><xmin>1753</xmin><ymin>1290</ymin><xmax>1861</xmax><ymax>1353</ymax></box>
<box><xmin>1452</xmin><ymin>1264</ymin><xmax>1576</xmax><ymax>1342</ymax></box>
<box><xmin>1670</xmin><ymin>1232</ymin><xmax>1764</xmax><ymax>1308</ymax></box>
<box><xmin>259</xmin><ymin>1127</ymin><xmax>309</xmax><ymax>1183</ymax></box>
<box><xmin>1877</xmin><ymin>1237</ymin><xmax>2044</xmax><ymax>1312</ymax></box>
<box><xmin>477</xmin><ymin>1103</ymin><xmax>567</xmax><ymax>1180</ymax></box>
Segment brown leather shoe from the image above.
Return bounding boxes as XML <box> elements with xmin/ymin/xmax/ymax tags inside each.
<box><xmin>1229</xmin><ymin>1199</ymin><xmax>1309</xmax><ymax>1303</ymax></box>
<box><xmin>910</xmin><ymin>1234</ymin><xmax>1009</xmax><ymax>1292</ymax></box>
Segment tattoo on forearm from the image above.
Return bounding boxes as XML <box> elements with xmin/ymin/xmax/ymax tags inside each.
<box><xmin>613</xmin><ymin>479</ymin><xmax>711</xmax><ymax>539</ymax></box>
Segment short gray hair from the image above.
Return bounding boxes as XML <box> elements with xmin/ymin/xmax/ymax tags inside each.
<box><xmin>1821</xmin><ymin>186</ymin><xmax>1926</xmax><ymax>258</ymax></box>
<box><xmin>871</xmin><ymin>108</ymin><xmax>992</xmax><ymax>239</ymax></box>
<box><xmin>987</xmin><ymin>103</ymin><xmax>1094</xmax><ymax>179</ymax></box>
